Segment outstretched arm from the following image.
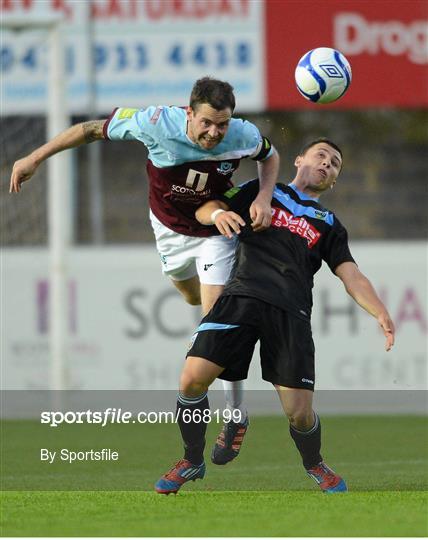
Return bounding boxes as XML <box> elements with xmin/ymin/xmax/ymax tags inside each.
<box><xmin>335</xmin><ymin>261</ymin><xmax>395</xmax><ymax>351</ymax></box>
<box><xmin>9</xmin><ymin>120</ymin><xmax>106</xmax><ymax>193</ymax></box>
<box><xmin>250</xmin><ymin>147</ymin><xmax>280</xmax><ymax>231</ymax></box>
<box><xmin>195</xmin><ymin>200</ymin><xmax>246</xmax><ymax>239</ymax></box>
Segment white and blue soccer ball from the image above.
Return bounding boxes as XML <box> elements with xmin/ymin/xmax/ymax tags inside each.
<box><xmin>295</xmin><ymin>47</ymin><xmax>352</xmax><ymax>104</ymax></box>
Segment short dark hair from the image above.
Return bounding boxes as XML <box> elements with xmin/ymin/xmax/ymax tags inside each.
<box><xmin>189</xmin><ymin>77</ymin><xmax>236</xmax><ymax>112</ymax></box>
<box><xmin>299</xmin><ymin>138</ymin><xmax>343</xmax><ymax>161</ymax></box>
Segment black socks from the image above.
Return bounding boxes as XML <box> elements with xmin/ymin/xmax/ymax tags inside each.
<box><xmin>176</xmin><ymin>391</ymin><xmax>209</xmax><ymax>465</ymax></box>
<box><xmin>289</xmin><ymin>413</ymin><xmax>322</xmax><ymax>470</ymax></box>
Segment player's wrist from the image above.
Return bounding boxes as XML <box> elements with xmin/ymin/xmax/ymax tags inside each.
<box><xmin>30</xmin><ymin>150</ymin><xmax>44</xmax><ymax>167</ymax></box>
<box><xmin>210</xmin><ymin>208</ymin><xmax>225</xmax><ymax>224</ymax></box>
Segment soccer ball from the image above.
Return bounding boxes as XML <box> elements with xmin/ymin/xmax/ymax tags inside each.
<box><xmin>295</xmin><ymin>47</ymin><xmax>352</xmax><ymax>104</ymax></box>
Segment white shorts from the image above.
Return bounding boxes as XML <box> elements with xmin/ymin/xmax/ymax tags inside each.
<box><xmin>149</xmin><ymin>210</ymin><xmax>237</xmax><ymax>285</ymax></box>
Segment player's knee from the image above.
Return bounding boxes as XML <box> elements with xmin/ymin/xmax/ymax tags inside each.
<box><xmin>287</xmin><ymin>409</ymin><xmax>314</xmax><ymax>431</ymax></box>
<box><xmin>179</xmin><ymin>370</ymin><xmax>207</xmax><ymax>396</ymax></box>
<box><xmin>182</xmin><ymin>290</ymin><xmax>201</xmax><ymax>306</ymax></box>
<box><xmin>172</xmin><ymin>277</ymin><xmax>201</xmax><ymax>305</ymax></box>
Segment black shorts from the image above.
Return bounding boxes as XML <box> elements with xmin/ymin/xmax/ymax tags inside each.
<box><xmin>187</xmin><ymin>295</ymin><xmax>315</xmax><ymax>390</ymax></box>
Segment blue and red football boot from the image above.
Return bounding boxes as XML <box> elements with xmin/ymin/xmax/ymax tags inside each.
<box><xmin>155</xmin><ymin>459</ymin><xmax>205</xmax><ymax>495</ymax></box>
<box><xmin>306</xmin><ymin>461</ymin><xmax>348</xmax><ymax>493</ymax></box>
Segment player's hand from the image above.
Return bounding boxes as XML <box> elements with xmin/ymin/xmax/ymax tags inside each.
<box><xmin>378</xmin><ymin>312</ymin><xmax>395</xmax><ymax>351</ymax></box>
<box><xmin>214</xmin><ymin>211</ymin><xmax>246</xmax><ymax>239</ymax></box>
<box><xmin>9</xmin><ymin>156</ymin><xmax>38</xmax><ymax>193</ymax></box>
<box><xmin>249</xmin><ymin>197</ymin><xmax>272</xmax><ymax>232</ymax></box>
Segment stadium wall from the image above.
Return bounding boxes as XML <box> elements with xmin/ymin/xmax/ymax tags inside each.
<box><xmin>2</xmin><ymin>242</ymin><xmax>426</xmax><ymax>405</ymax></box>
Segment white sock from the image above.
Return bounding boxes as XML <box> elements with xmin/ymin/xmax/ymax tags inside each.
<box><xmin>222</xmin><ymin>379</ymin><xmax>248</xmax><ymax>422</ymax></box>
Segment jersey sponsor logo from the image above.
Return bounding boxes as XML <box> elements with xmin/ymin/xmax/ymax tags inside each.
<box><xmin>216</xmin><ymin>162</ymin><xmax>235</xmax><ymax>175</ymax></box>
<box><xmin>185</xmin><ymin>169</ymin><xmax>209</xmax><ymax>191</ymax></box>
<box><xmin>170</xmin><ymin>184</ymin><xmax>211</xmax><ymax>203</ymax></box>
<box><xmin>271</xmin><ymin>207</ymin><xmax>321</xmax><ymax>248</ymax></box>
<box><xmin>150</xmin><ymin>106</ymin><xmax>163</xmax><ymax>124</ymax></box>
<box><xmin>118</xmin><ymin>108</ymin><xmax>138</xmax><ymax>119</ymax></box>
<box><xmin>171</xmin><ymin>184</ymin><xmax>211</xmax><ymax>196</ymax></box>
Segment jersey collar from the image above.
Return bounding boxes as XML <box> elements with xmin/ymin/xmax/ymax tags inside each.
<box><xmin>288</xmin><ymin>182</ymin><xmax>319</xmax><ymax>201</ymax></box>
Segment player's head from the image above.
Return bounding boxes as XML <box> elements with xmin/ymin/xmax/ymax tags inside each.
<box><xmin>190</xmin><ymin>77</ymin><xmax>236</xmax><ymax>113</ymax></box>
<box><xmin>187</xmin><ymin>77</ymin><xmax>235</xmax><ymax>150</ymax></box>
<box><xmin>294</xmin><ymin>139</ymin><xmax>343</xmax><ymax>193</ymax></box>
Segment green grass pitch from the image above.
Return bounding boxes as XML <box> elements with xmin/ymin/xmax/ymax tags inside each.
<box><xmin>1</xmin><ymin>415</ymin><xmax>427</xmax><ymax>536</ymax></box>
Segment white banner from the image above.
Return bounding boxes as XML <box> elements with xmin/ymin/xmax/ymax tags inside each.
<box><xmin>0</xmin><ymin>0</ymin><xmax>264</xmax><ymax>114</ymax></box>
<box><xmin>1</xmin><ymin>242</ymin><xmax>426</xmax><ymax>392</ymax></box>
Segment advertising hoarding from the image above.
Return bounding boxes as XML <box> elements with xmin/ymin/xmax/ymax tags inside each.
<box><xmin>2</xmin><ymin>243</ymin><xmax>426</xmax><ymax>392</ymax></box>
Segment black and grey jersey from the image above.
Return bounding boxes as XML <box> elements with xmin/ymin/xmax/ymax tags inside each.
<box><xmin>219</xmin><ymin>179</ymin><xmax>355</xmax><ymax>320</ymax></box>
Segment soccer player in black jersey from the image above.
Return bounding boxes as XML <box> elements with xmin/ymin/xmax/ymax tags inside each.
<box><xmin>155</xmin><ymin>139</ymin><xmax>395</xmax><ymax>495</ymax></box>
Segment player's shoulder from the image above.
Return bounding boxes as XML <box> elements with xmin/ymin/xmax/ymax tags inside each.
<box><xmin>224</xmin><ymin>117</ymin><xmax>261</xmax><ymax>148</ymax></box>
<box><xmin>156</xmin><ymin>105</ymin><xmax>186</xmax><ymax>120</ymax></box>
<box><xmin>239</xmin><ymin>177</ymin><xmax>260</xmax><ymax>189</ymax></box>
<box><xmin>313</xmin><ymin>199</ymin><xmax>343</xmax><ymax>229</ymax></box>
<box><xmin>307</xmin><ymin>196</ymin><xmax>338</xmax><ymax>226</ymax></box>
<box><xmin>129</xmin><ymin>105</ymin><xmax>186</xmax><ymax>139</ymax></box>
<box><xmin>228</xmin><ymin>116</ymin><xmax>259</xmax><ymax>134</ymax></box>
<box><xmin>223</xmin><ymin>178</ymin><xmax>259</xmax><ymax>199</ymax></box>
<box><xmin>136</xmin><ymin>105</ymin><xmax>185</xmax><ymax>125</ymax></box>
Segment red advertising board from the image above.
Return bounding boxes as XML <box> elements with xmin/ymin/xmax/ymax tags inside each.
<box><xmin>265</xmin><ymin>0</ymin><xmax>428</xmax><ymax>109</ymax></box>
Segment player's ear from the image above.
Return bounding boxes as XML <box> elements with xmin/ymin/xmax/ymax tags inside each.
<box><xmin>186</xmin><ymin>106</ymin><xmax>194</xmax><ymax>121</ymax></box>
<box><xmin>295</xmin><ymin>155</ymin><xmax>302</xmax><ymax>167</ymax></box>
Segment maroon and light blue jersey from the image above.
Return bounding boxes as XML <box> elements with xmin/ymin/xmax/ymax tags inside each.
<box><xmin>103</xmin><ymin>106</ymin><xmax>273</xmax><ymax>236</ymax></box>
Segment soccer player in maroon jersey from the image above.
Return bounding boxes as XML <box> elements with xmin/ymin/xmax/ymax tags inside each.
<box><xmin>9</xmin><ymin>77</ymin><xmax>280</xmax><ymax>464</ymax></box>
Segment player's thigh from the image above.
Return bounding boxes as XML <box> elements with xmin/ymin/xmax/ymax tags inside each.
<box><xmin>200</xmin><ymin>283</ymin><xmax>224</xmax><ymax>315</ymax></box>
<box><xmin>150</xmin><ymin>210</ymin><xmax>203</xmax><ymax>281</ymax></box>
<box><xmin>187</xmin><ymin>296</ymin><xmax>260</xmax><ymax>381</ymax></box>
<box><xmin>197</xmin><ymin>234</ymin><xmax>237</xmax><ymax>286</ymax></box>
<box><xmin>181</xmin><ymin>356</ymin><xmax>225</xmax><ymax>390</ymax></box>
<box><xmin>259</xmin><ymin>306</ymin><xmax>315</xmax><ymax>391</ymax></box>
<box><xmin>171</xmin><ymin>275</ymin><xmax>201</xmax><ymax>305</ymax></box>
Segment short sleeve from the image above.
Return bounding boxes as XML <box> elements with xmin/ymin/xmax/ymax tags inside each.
<box><xmin>251</xmin><ymin>136</ymin><xmax>274</xmax><ymax>161</ymax></box>
<box><xmin>237</xmin><ymin>120</ymin><xmax>273</xmax><ymax>161</ymax></box>
<box><xmin>103</xmin><ymin>106</ymin><xmax>159</xmax><ymax>146</ymax></box>
<box><xmin>228</xmin><ymin>120</ymin><xmax>272</xmax><ymax>161</ymax></box>
<box><xmin>322</xmin><ymin>217</ymin><xmax>356</xmax><ymax>273</ymax></box>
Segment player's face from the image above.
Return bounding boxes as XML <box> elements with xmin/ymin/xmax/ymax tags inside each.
<box><xmin>295</xmin><ymin>143</ymin><xmax>342</xmax><ymax>192</ymax></box>
<box><xmin>187</xmin><ymin>104</ymin><xmax>232</xmax><ymax>150</ymax></box>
